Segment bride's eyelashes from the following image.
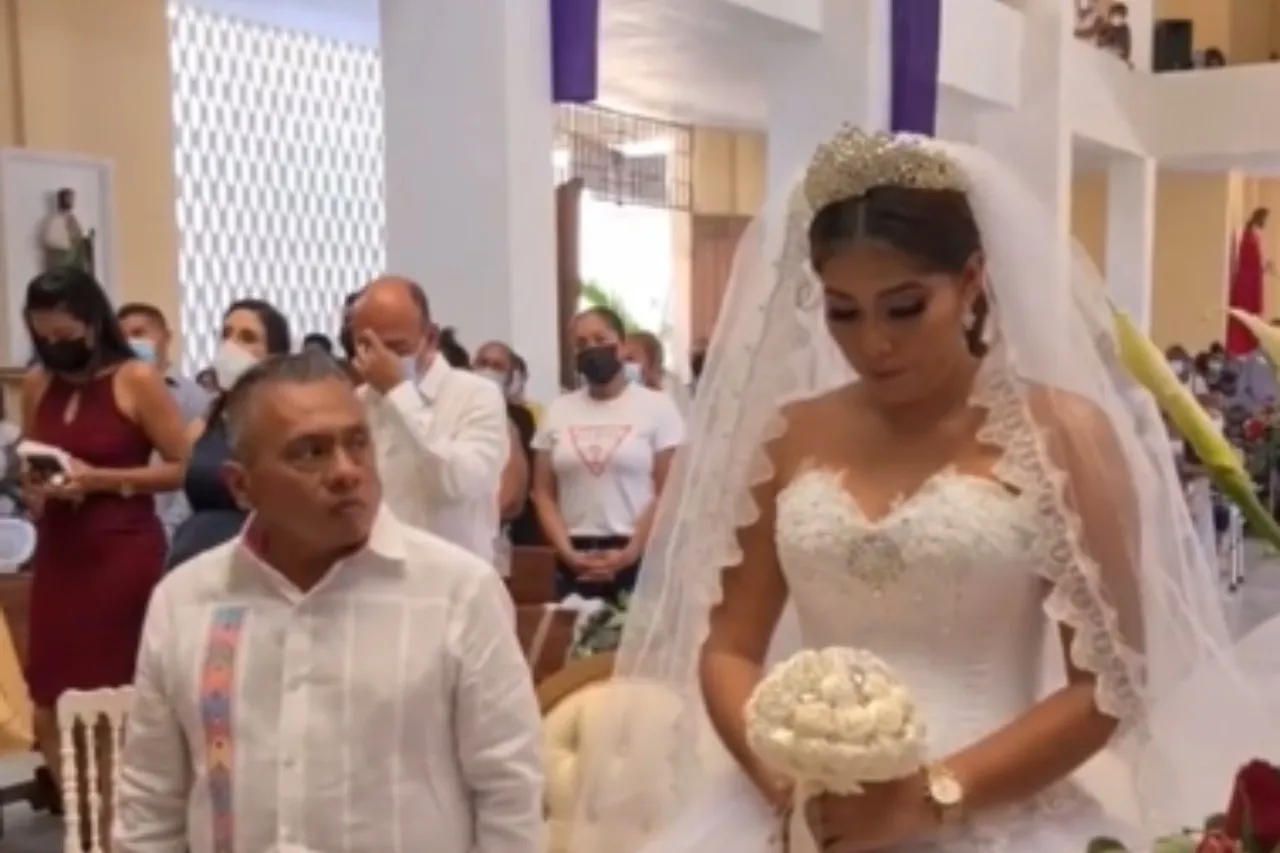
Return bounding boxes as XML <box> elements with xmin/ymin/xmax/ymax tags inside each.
<box><xmin>825</xmin><ymin>298</ymin><xmax>928</xmax><ymax>323</ymax></box>
<box><xmin>885</xmin><ymin>298</ymin><xmax>928</xmax><ymax>320</ymax></box>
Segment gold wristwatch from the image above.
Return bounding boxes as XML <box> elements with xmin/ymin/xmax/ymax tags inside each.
<box><xmin>925</xmin><ymin>763</ymin><xmax>966</xmax><ymax>825</ymax></box>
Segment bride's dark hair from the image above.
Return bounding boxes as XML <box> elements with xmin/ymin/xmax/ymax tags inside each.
<box><xmin>807</xmin><ymin>186</ymin><xmax>988</xmax><ymax>356</ymax></box>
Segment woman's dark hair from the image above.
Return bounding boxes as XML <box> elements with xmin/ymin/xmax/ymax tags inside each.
<box><xmin>224</xmin><ymin>298</ymin><xmax>292</xmax><ymax>356</ymax></box>
<box><xmin>439</xmin><ymin>327</ymin><xmax>470</xmax><ymax>369</ymax></box>
<box><xmin>207</xmin><ymin>298</ymin><xmax>292</xmax><ymax>425</ymax></box>
<box><xmin>24</xmin><ymin>266</ymin><xmax>135</xmax><ymax>367</ymax></box>
<box><xmin>808</xmin><ymin>186</ymin><xmax>988</xmax><ymax>356</ymax></box>
<box><xmin>574</xmin><ymin>306</ymin><xmax>627</xmax><ymax>340</ymax></box>
<box><xmin>54</xmin><ymin>188</ymin><xmax>74</xmax><ymax>212</ymax></box>
<box><xmin>1164</xmin><ymin>344</ymin><xmax>1190</xmax><ymax>361</ymax></box>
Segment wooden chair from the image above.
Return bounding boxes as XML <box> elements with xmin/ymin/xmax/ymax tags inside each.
<box><xmin>56</xmin><ymin>687</ymin><xmax>134</xmax><ymax>853</ymax></box>
<box><xmin>516</xmin><ymin>605</ymin><xmax>577</xmax><ymax>684</ymax></box>
<box><xmin>538</xmin><ymin>654</ymin><xmax>616</xmax><ymax>853</ymax></box>
<box><xmin>506</xmin><ymin>546</ymin><xmax>557</xmax><ymax>605</ymax></box>
<box><xmin>536</xmin><ymin>651</ymin><xmax>615</xmax><ymax>715</ymax></box>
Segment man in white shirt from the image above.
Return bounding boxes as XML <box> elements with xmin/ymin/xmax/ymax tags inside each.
<box><xmin>350</xmin><ymin>277</ymin><xmax>509</xmax><ymax>561</ymax></box>
<box><xmin>114</xmin><ymin>352</ymin><xmax>543</xmax><ymax>853</ymax></box>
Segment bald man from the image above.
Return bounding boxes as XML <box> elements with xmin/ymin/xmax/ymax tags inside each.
<box><xmin>351</xmin><ymin>277</ymin><xmax>509</xmax><ymax>562</ymax></box>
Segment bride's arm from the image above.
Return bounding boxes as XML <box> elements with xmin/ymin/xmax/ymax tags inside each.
<box><xmin>939</xmin><ymin>391</ymin><xmax>1138</xmax><ymax>814</ymax></box>
<box><xmin>699</xmin><ymin>442</ymin><xmax>791</xmax><ymax>807</ymax></box>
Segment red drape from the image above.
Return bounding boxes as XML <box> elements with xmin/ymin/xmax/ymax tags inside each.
<box><xmin>1228</xmin><ymin>226</ymin><xmax>1265</xmax><ymax>355</ymax></box>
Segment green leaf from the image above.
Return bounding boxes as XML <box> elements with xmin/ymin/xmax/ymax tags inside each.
<box><xmin>579</xmin><ymin>280</ymin><xmax>644</xmax><ymax>333</ymax></box>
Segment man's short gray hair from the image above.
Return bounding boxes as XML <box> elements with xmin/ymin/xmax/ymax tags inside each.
<box><xmin>223</xmin><ymin>351</ymin><xmax>352</xmax><ymax>457</ymax></box>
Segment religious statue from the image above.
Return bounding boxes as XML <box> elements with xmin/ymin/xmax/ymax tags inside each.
<box><xmin>40</xmin><ymin>187</ymin><xmax>95</xmax><ymax>274</ymax></box>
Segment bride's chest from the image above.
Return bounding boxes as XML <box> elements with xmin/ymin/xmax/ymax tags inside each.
<box><xmin>775</xmin><ymin>469</ymin><xmax>1043</xmax><ymax>627</ymax></box>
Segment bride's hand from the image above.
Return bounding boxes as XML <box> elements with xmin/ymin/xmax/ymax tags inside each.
<box><xmin>805</xmin><ymin>773</ymin><xmax>937</xmax><ymax>851</ymax></box>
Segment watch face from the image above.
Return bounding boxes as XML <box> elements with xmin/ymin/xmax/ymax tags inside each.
<box><xmin>930</xmin><ymin>774</ymin><xmax>964</xmax><ymax>806</ymax></box>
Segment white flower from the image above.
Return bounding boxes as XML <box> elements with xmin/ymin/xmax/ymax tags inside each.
<box><xmin>744</xmin><ymin>647</ymin><xmax>926</xmax><ymax>795</ymax></box>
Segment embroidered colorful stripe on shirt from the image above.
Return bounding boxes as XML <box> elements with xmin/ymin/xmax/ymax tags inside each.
<box><xmin>200</xmin><ymin>606</ymin><xmax>246</xmax><ymax>853</ymax></box>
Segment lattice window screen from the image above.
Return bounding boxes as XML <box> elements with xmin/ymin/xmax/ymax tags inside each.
<box><xmin>168</xmin><ymin>3</ymin><xmax>385</xmax><ymax>371</ymax></box>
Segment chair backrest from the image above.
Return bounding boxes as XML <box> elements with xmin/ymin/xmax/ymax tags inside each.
<box><xmin>506</xmin><ymin>546</ymin><xmax>557</xmax><ymax>605</ymax></box>
<box><xmin>56</xmin><ymin>686</ymin><xmax>135</xmax><ymax>853</ymax></box>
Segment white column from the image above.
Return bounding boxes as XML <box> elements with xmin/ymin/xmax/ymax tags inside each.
<box><xmin>764</xmin><ymin>0</ymin><xmax>892</xmax><ymax>196</ymax></box>
<box><xmin>1125</xmin><ymin>0</ymin><xmax>1154</xmax><ymax>71</ymax></box>
<box><xmin>1105</xmin><ymin>155</ymin><xmax>1157</xmax><ymax>331</ymax></box>
<box><xmin>380</xmin><ymin>0</ymin><xmax>560</xmax><ymax>402</ymax></box>
<box><xmin>977</xmin><ymin>0</ymin><xmax>1074</xmax><ymax>317</ymax></box>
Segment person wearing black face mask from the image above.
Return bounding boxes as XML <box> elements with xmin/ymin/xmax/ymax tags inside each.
<box><xmin>529</xmin><ymin>307</ymin><xmax>686</xmax><ymax>603</ymax></box>
<box><xmin>19</xmin><ymin>266</ymin><xmax>191</xmax><ymax>801</ymax></box>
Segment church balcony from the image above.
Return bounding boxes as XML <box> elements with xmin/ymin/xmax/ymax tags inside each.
<box><xmin>1145</xmin><ymin>64</ymin><xmax>1280</xmax><ymax>164</ymax></box>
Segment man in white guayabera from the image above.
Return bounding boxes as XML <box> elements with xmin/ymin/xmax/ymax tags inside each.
<box><xmin>114</xmin><ymin>352</ymin><xmax>543</xmax><ymax>853</ymax></box>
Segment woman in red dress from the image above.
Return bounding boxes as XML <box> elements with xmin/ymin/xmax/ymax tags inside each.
<box><xmin>20</xmin><ymin>267</ymin><xmax>189</xmax><ymax>791</ymax></box>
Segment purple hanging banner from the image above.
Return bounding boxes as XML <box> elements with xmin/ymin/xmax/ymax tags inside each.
<box><xmin>889</xmin><ymin>0</ymin><xmax>942</xmax><ymax>135</ymax></box>
<box><xmin>550</xmin><ymin>0</ymin><xmax>600</xmax><ymax>103</ymax></box>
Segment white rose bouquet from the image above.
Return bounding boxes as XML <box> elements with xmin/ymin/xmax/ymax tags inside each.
<box><xmin>744</xmin><ymin>647</ymin><xmax>927</xmax><ymax>796</ymax></box>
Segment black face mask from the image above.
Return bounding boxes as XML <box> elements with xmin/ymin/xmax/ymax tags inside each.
<box><xmin>576</xmin><ymin>345</ymin><xmax>623</xmax><ymax>386</ymax></box>
<box><xmin>36</xmin><ymin>337</ymin><xmax>94</xmax><ymax>374</ymax></box>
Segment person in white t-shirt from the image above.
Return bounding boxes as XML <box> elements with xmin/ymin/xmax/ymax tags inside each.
<box><xmin>530</xmin><ymin>308</ymin><xmax>684</xmax><ymax>602</ymax></box>
<box><xmin>623</xmin><ymin>330</ymin><xmax>693</xmax><ymax>417</ymax></box>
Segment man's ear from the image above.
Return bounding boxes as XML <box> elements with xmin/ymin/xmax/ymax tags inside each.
<box><xmin>221</xmin><ymin>460</ymin><xmax>253</xmax><ymax>512</ymax></box>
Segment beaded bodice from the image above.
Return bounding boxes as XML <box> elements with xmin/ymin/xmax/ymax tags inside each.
<box><xmin>775</xmin><ymin>467</ymin><xmax>1047</xmax><ymax>759</ymax></box>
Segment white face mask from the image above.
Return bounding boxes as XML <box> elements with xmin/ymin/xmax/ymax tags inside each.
<box><xmin>474</xmin><ymin>367</ymin><xmax>509</xmax><ymax>392</ymax></box>
<box><xmin>212</xmin><ymin>341</ymin><xmax>259</xmax><ymax>391</ymax></box>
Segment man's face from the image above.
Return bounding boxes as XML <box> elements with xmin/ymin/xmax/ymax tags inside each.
<box><xmin>224</xmin><ymin>377</ymin><xmax>380</xmax><ymax>552</ymax></box>
<box><xmin>118</xmin><ymin>313</ymin><xmax>169</xmax><ymax>364</ymax></box>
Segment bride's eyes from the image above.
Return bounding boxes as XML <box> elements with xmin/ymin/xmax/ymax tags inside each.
<box><xmin>885</xmin><ymin>299</ymin><xmax>927</xmax><ymax>320</ymax></box>
<box><xmin>826</xmin><ymin>299</ymin><xmax>927</xmax><ymax>323</ymax></box>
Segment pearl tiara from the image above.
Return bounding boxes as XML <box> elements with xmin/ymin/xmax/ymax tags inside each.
<box><xmin>802</xmin><ymin>126</ymin><xmax>970</xmax><ymax>213</ymax></box>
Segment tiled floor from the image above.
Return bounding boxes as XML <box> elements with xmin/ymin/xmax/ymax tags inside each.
<box><xmin>3</xmin><ymin>548</ymin><xmax>1278</xmax><ymax>851</ymax></box>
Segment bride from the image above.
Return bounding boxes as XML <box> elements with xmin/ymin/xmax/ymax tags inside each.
<box><xmin>566</xmin><ymin>128</ymin><xmax>1268</xmax><ymax>853</ymax></box>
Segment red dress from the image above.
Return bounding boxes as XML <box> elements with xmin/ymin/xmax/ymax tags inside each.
<box><xmin>1228</xmin><ymin>226</ymin><xmax>1264</xmax><ymax>356</ymax></box>
<box><xmin>25</xmin><ymin>371</ymin><xmax>166</xmax><ymax>707</ymax></box>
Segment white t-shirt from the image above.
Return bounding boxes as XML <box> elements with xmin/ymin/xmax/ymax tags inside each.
<box><xmin>533</xmin><ymin>384</ymin><xmax>684</xmax><ymax>537</ymax></box>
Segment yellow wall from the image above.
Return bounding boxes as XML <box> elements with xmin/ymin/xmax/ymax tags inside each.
<box><xmin>690</xmin><ymin>128</ymin><xmax>767</xmax><ymax>217</ymax></box>
<box><xmin>0</xmin><ymin>0</ymin><xmax>179</xmax><ymax>343</ymax></box>
<box><xmin>1071</xmin><ymin>172</ymin><xmax>1108</xmax><ymax>271</ymax></box>
<box><xmin>1072</xmin><ymin>169</ymin><xmax>1248</xmax><ymax>349</ymax></box>
<box><xmin>1155</xmin><ymin>0</ymin><xmax>1280</xmax><ymax>62</ymax></box>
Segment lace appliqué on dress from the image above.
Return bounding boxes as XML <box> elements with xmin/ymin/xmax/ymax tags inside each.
<box><xmin>970</xmin><ymin>355</ymin><xmax>1145</xmax><ymax>725</ymax></box>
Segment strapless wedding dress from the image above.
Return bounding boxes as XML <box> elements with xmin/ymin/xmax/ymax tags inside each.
<box><xmin>643</xmin><ymin>465</ymin><xmax>1133</xmax><ymax>853</ymax></box>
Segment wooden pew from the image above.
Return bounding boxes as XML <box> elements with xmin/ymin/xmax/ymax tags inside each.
<box><xmin>507</xmin><ymin>546</ymin><xmax>557</xmax><ymax>605</ymax></box>
<box><xmin>516</xmin><ymin>605</ymin><xmax>577</xmax><ymax>684</ymax></box>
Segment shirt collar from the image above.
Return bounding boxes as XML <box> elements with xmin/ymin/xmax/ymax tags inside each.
<box><xmin>416</xmin><ymin>353</ymin><xmax>450</xmax><ymax>402</ymax></box>
<box><xmin>233</xmin><ymin>504</ymin><xmax>407</xmax><ymax>599</ymax></box>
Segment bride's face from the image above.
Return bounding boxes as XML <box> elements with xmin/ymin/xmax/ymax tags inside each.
<box><xmin>818</xmin><ymin>241</ymin><xmax>983</xmax><ymax>404</ymax></box>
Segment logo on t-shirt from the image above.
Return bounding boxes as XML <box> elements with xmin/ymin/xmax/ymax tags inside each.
<box><xmin>567</xmin><ymin>425</ymin><xmax>632</xmax><ymax>477</ymax></box>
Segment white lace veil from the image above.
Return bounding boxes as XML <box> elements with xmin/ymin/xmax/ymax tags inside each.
<box><xmin>565</xmin><ymin>133</ymin><xmax>1273</xmax><ymax>851</ymax></box>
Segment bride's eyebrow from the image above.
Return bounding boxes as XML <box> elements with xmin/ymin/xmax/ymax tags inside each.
<box><xmin>875</xmin><ymin>281</ymin><xmax>928</xmax><ymax>300</ymax></box>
